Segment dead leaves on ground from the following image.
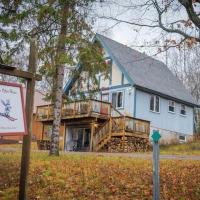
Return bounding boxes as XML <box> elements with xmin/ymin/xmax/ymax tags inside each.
<box><xmin>0</xmin><ymin>153</ymin><xmax>200</xmax><ymax>200</ymax></box>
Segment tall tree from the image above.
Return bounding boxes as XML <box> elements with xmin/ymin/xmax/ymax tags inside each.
<box><xmin>0</xmin><ymin>0</ymin><xmax>107</xmax><ymax>155</ymax></box>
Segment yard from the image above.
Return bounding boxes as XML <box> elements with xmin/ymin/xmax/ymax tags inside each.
<box><xmin>1</xmin><ymin>147</ymin><xmax>200</xmax><ymax>200</ymax></box>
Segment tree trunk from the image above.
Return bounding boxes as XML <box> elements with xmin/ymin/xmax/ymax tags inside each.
<box><xmin>49</xmin><ymin>3</ymin><xmax>68</xmax><ymax>156</ymax></box>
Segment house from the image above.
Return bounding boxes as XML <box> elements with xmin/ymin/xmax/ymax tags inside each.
<box><xmin>36</xmin><ymin>34</ymin><xmax>199</xmax><ymax>152</ymax></box>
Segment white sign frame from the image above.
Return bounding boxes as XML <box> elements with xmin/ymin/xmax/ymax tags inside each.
<box><xmin>0</xmin><ymin>81</ymin><xmax>27</xmax><ymax>136</ymax></box>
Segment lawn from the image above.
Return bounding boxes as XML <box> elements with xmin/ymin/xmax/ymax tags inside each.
<box><xmin>160</xmin><ymin>141</ymin><xmax>200</xmax><ymax>155</ymax></box>
<box><xmin>1</xmin><ymin>151</ymin><xmax>200</xmax><ymax>200</ymax></box>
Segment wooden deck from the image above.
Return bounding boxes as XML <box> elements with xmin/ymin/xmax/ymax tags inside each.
<box><xmin>36</xmin><ymin>99</ymin><xmax>113</xmax><ymax>121</ymax></box>
<box><xmin>36</xmin><ymin>99</ymin><xmax>150</xmax><ymax>152</ymax></box>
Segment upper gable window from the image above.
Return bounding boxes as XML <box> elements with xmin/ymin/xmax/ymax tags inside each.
<box><xmin>180</xmin><ymin>104</ymin><xmax>186</xmax><ymax>115</ymax></box>
<box><xmin>112</xmin><ymin>91</ymin><xmax>124</xmax><ymax>109</ymax></box>
<box><xmin>169</xmin><ymin>100</ymin><xmax>175</xmax><ymax>113</ymax></box>
<box><xmin>150</xmin><ymin>95</ymin><xmax>160</xmax><ymax>113</ymax></box>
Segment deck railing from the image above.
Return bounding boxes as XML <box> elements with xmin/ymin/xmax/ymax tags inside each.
<box><xmin>112</xmin><ymin>116</ymin><xmax>150</xmax><ymax>135</ymax></box>
<box><xmin>93</xmin><ymin>116</ymin><xmax>150</xmax><ymax>150</ymax></box>
<box><xmin>36</xmin><ymin>99</ymin><xmax>111</xmax><ymax>121</ymax></box>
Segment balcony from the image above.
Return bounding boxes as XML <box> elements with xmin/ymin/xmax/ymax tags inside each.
<box><xmin>36</xmin><ymin>99</ymin><xmax>112</xmax><ymax>121</ymax></box>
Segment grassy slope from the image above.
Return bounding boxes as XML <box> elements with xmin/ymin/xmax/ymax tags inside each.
<box><xmin>160</xmin><ymin>141</ymin><xmax>200</xmax><ymax>155</ymax></box>
<box><xmin>0</xmin><ymin>151</ymin><xmax>200</xmax><ymax>200</ymax></box>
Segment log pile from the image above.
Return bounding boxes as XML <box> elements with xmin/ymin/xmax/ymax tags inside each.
<box><xmin>105</xmin><ymin>136</ymin><xmax>151</xmax><ymax>153</ymax></box>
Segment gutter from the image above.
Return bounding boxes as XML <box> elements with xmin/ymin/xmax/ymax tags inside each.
<box><xmin>134</xmin><ymin>84</ymin><xmax>200</xmax><ymax>108</ymax></box>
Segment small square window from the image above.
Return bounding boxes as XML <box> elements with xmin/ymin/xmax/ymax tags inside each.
<box><xmin>180</xmin><ymin>104</ymin><xmax>186</xmax><ymax>115</ymax></box>
<box><xmin>169</xmin><ymin>100</ymin><xmax>175</xmax><ymax>113</ymax></box>
<box><xmin>179</xmin><ymin>135</ymin><xmax>186</xmax><ymax>143</ymax></box>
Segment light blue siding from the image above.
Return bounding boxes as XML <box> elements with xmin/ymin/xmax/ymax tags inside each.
<box><xmin>101</xmin><ymin>85</ymin><xmax>135</xmax><ymax>116</ymax></box>
<box><xmin>135</xmin><ymin>90</ymin><xmax>194</xmax><ymax>135</ymax></box>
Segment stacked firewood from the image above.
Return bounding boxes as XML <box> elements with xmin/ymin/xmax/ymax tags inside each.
<box><xmin>106</xmin><ymin>136</ymin><xmax>151</xmax><ymax>153</ymax></box>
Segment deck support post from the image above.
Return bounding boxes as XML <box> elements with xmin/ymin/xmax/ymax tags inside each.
<box><xmin>90</xmin><ymin>123</ymin><xmax>94</xmax><ymax>151</ymax></box>
<box><xmin>62</xmin><ymin>123</ymin><xmax>66</xmax><ymax>151</ymax></box>
<box><xmin>82</xmin><ymin>128</ymin><xmax>85</xmax><ymax>147</ymax></box>
<box><xmin>122</xmin><ymin>116</ymin><xmax>126</xmax><ymax>152</ymax></box>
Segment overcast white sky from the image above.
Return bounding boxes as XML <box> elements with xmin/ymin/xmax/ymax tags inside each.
<box><xmin>88</xmin><ymin>0</ymin><xmax>200</xmax><ymax>66</ymax></box>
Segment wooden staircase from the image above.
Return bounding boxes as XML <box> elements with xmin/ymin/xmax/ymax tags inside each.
<box><xmin>93</xmin><ymin>109</ymin><xmax>151</xmax><ymax>152</ymax></box>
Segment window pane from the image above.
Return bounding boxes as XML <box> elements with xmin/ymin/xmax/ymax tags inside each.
<box><xmin>150</xmin><ymin>95</ymin><xmax>154</xmax><ymax>111</ymax></box>
<box><xmin>180</xmin><ymin>104</ymin><xmax>186</xmax><ymax>115</ymax></box>
<box><xmin>169</xmin><ymin>101</ymin><xmax>175</xmax><ymax>112</ymax></box>
<box><xmin>155</xmin><ymin>96</ymin><xmax>160</xmax><ymax>112</ymax></box>
<box><xmin>117</xmin><ymin>92</ymin><xmax>123</xmax><ymax>108</ymax></box>
<box><xmin>112</xmin><ymin>93</ymin><xmax>117</xmax><ymax>108</ymax></box>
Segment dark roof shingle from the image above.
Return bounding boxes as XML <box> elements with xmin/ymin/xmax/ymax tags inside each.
<box><xmin>96</xmin><ymin>34</ymin><xmax>198</xmax><ymax>106</ymax></box>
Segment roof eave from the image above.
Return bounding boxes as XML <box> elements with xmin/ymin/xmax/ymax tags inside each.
<box><xmin>134</xmin><ymin>84</ymin><xmax>199</xmax><ymax>108</ymax></box>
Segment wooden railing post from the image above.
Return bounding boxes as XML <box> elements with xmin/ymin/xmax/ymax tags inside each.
<box><xmin>109</xmin><ymin>118</ymin><xmax>112</xmax><ymax>137</ymax></box>
<box><xmin>73</xmin><ymin>101</ymin><xmax>76</xmax><ymax>117</ymax></box>
<box><xmin>47</xmin><ymin>105</ymin><xmax>50</xmax><ymax>119</ymax></box>
<box><xmin>88</xmin><ymin>100</ymin><xmax>92</xmax><ymax>115</ymax></box>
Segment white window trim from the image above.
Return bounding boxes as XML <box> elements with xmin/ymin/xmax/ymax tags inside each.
<box><xmin>111</xmin><ymin>90</ymin><xmax>124</xmax><ymax>109</ymax></box>
<box><xmin>168</xmin><ymin>100</ymin><xmax>175</xmax><ymax>114</ymax></box>
<box><xmin>179</xmin><ymin>135</ymin><xmax>187</xmax><ymax>143</ymax></box>
<box><xmin>180</xmin><ymin>104</ymin><xmax>187</xmax><ymax>116</ymax></box>
<box><xmin>149</xmin><ymin>95</ymin><xmax>160</xmax><ymax>113</ymax></box>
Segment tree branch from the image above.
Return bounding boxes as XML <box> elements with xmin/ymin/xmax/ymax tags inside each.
<box><xmin>153</xmin><ymin>0</ymin><xmax>200</xmax><ymax>42</ymax></box>
<box><xmin>97</xmin><ymin>15</ymin><xmax>159</xmax><ymax>28</ymax></box>
<box><xmin>178</xmin><ymin>0</ymin><xmax>200</xmax><ymax>29</ymax></box>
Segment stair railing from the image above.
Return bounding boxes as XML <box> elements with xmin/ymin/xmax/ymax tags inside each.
<box><xmin>93</xmin><ymin>118</ymin><xmax>111</xmax><ymax>151</ymax></box>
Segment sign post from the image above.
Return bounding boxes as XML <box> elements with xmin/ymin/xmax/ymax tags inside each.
<box><xmin>19</xmin><ymin>37</ymin><xmax>37</xmax><ymax>200</ymax></box>
<box><xmin>151</xmin><ymin>130</ymin><xmax>161</xmax><ymax>200</ymax></box>
<box><xmin>0</xmin><ymin>37</ymin><xmax>41</xmax><ymax>200</ymax></box>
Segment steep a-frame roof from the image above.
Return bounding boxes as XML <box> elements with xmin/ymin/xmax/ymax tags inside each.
<box><xmin>96</xmin><ymin>34</ymin><xmax>198</xmax><ymax>107</ymax></box>
<box><xmin>64</xmin><ymin>33</ymin><xmax>198</xmax><ymax>107</ymax></box>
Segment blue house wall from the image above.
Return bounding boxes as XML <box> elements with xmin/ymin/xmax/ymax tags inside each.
<box><xmin>135</xmin><ymin>89</ymin><xmax>194</xmax><ymax>136</ymax></box>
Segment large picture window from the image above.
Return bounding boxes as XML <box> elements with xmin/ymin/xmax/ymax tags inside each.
<box><xmin>150</xmin><ymin>95</ymin><xmax>160</xmax><ymax>113</ymax></box>
<box><xmin>112</xmin><ymin>91</ymin><xmax>124</xmax><ymax>109</ymax></box>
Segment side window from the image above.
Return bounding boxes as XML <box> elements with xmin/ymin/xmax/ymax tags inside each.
<box><xmin>112</xmin><ymin>92</ymin><xmax>117</xmax><ymax>108</ymax></box>
<box><xmin>112</xmin><ymin>91</ymin><xmax>124</xmax><ymax>109</ymax></box>
<box><xmin>150</xmin><ymin>95</ymin><xmax>154</xmax><ymax>111</ymax></box>
<box><xmin>150</xmin><ymin>95</ymin><xmax>160</xmax><ymax>113</ymax></box>
<box><xmin>117</xmin><ymin>91</ymin><xmax>123</xmax><ymax>108</ymax></box>
<box><xmin>155</xmin><ymin>96</ymin><xmax>160</xmax><ymax>112</ymax></box>
<box><xmin>169</xmin><ymin>100</ymin><xmax>175</xmax><ymax>113</ymax></box>
<box><xmin>180</xmin><ymin>104</ymin><xmax>186</xmax><ymax>115</ymax></box>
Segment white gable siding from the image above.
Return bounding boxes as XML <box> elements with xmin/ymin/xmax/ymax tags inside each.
<box><xmin>135</xmin><ymin>90</ymin><xmax>194</xmax><ymax>136</ymax></box>
<box><xmin>99</xmin><ymin>75</ymin><xmax>109</xmax><ymax>88</ymax></box>
<box><xmin>111</xmin><ymin>63</ymin><xmax>122</xmax><ymax>86</ymax></box>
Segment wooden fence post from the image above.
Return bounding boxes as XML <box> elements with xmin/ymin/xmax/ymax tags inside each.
<box><xmin>19</xmin><ymin>37</ymin><xmax>37</xmax><ymax>200</ymax></box>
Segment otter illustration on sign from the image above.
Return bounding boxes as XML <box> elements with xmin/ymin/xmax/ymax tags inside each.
<box><xmin>0</xmin><ymin>99</ymin><xmax>17</xmax><ymax>121</ymax></box>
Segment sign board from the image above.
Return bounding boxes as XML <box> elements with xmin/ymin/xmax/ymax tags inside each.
<box><xmin>0</xmin><ymin>81</ymin><xmax>27</xmax><ymax>135</ymax></box>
